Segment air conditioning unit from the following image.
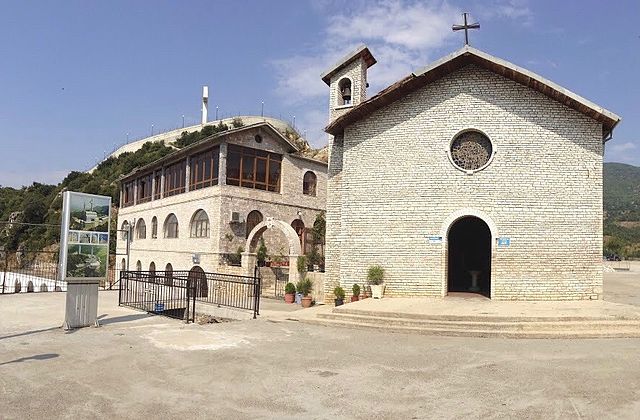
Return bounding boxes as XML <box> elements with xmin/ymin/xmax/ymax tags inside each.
<box><xmin>230</xmin><ymin>212</ymin><xmax>242</xmax><ymax>224</ymax></box>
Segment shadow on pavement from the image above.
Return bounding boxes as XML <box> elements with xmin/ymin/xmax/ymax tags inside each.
<box><xmin>99</xmin><ymin>313</ymin><xmax>154</xmax><ymax>325</ymax></box>
<box><xmin>0</xmin><ymin>326</ymin><xmax>61</xmax><ymax>341</ymax></box>
<box><xmin>0</xmin><ymin>353</ymin><xmax>59</xmax><ymax>366</ymax></box>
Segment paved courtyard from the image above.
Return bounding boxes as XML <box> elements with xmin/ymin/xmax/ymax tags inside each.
<box><xmin>1</xmin><ymin>267</ymin><xmax>639</xmax><ymax>419</ymax></box>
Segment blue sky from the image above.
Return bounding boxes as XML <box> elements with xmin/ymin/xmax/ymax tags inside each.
<box><xmin>0</xmin><ymin>0</ymin><xmax>638</xmax><ymax>187</ymax></box>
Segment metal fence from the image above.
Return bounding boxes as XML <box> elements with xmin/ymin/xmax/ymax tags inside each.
<box><xmin>119</xmin><ymin>268</ymin><xmax>261</xmax><ymax>321</ymax></box>
<box><xmin>271</xmin><ymin>267</ymin><xmax>288</xmax><ymax>299</ymax></box>
<box><xmin>119</xmin><ymin>270</ymin><xmax>196</xmax><ymax>323</ymax></box>
<box><xmin>173</xmin><ymin>268</ymin><xmax>262</xmax><ymax>319</ymax></box>
<box><xmin>0</xmin><ymin>250</ymin><xmax>62</xmax><ymax>294</ymax></box>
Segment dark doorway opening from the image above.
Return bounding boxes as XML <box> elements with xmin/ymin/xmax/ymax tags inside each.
<box><xmin>447</xmin><ymin>216</ymin><xmax>492</xmax><ymax>297</ymax></box>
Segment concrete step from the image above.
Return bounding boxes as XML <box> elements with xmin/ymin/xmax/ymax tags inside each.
<box><xmin>302</xmin><ymin>316</ymin><xmax>640</xmax><ymax>339</ymax></box>
<box><xmin>316</xmin><ymin>312</ymin><xmax>640</xmax><ymax>332</ymax></box>
<box><xmin>332</xmin><ymin>307</ymin><xmax>640</xmax><ymax>323</ymax></box>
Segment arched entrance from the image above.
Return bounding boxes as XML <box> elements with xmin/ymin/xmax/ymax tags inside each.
<box><xmin>188</xmin><ymin>266</ymin><xmax>208</xmax><ymax>298</ymax></box>
<box><xmin>244</xmin><ymin>218</ymin><xmax>303</xmax><ymax>285</ymax></box>
<box><xmin>447</xmin><ymin>216</ymin><xmax>492</xmax><ymax>297</ymax></box>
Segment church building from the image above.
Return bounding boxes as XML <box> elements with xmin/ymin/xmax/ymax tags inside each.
<box><xmin>322</xmin><ymin>45</ymin><xmax>620</xmax><ymax>301</ymax></box>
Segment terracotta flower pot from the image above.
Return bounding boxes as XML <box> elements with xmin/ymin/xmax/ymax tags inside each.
<box><xmin>284</xmin><ymin>293</ymin><xmax>295</xmax><ymax>304</ymax></box>
<box><xmin>301</xmin><ymin>296</ymin><xmax>313</xmax><ymax>308</ymax></box>
<box><xmin>350</xmin><ymin>295</ymin><xmax>359</xmax><ymax>302</ymax></box>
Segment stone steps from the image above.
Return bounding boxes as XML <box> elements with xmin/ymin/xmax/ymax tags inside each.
<box><xmin>299</xmin><ymin>308</ymin><xmax>640</xmax><ymax>339</ymax></box>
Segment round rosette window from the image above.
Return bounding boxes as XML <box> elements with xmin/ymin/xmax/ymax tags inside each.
<box><xmin>449</xmin><ymin>130</ymin><xmax>494</xmax><ymax>173</ymax></box>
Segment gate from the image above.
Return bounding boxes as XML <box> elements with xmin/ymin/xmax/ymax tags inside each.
<box><xmin>119</xmin><ymin>271</ymin><xmax>196</xmax><ymax>323</ymax></box>
<box><xmin>272</xmin><ymin>266</ymin><xmax>288</xmax><ymax>299</ymax></box>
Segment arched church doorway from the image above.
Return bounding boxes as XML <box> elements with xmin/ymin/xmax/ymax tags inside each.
<box><xmin>447</xmin><ymin>216</ymin><xmax>491</xmax><ymax>297</ymax></box>
<box><xmin>188</xmin><ymin>266</ymin><xmax>208</xmax><ymax>298</ymax></box>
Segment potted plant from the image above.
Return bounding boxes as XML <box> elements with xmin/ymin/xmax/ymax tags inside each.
<box><xmin>284</xmin><ymin>282</ymin><xmax>296</xmax><ymax>304</ymax></box>
<box><xmin>351</xmin><ymin>284</ymin><xmax>360</xmax><ymax>302</ymax></box>
<box><xmin>296</xmin><ymin>277</ymin><xmax>313</xmax><ymax>308</ymax></box>
<box><xmin>367</xmin><ymin>265</ymin><xmax>385</xmax><ymax>299</ymax></box>
<box><xmin>334</xmin><ymin>286</ymin><xmax>345</xmax><ymax>306</ymax></box>
<box><xmin>256</xmin><ymin>238</ymin><xmax>268</xmax><ymax>267</ymax></box>
<box><xmin>360</xmin><ymin>284</ymin><xmax>368</xmax><ymax>300</ymax></box>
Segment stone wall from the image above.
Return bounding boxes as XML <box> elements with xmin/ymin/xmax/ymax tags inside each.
<box><xmin>327</xmin><ymin>64</ymin><xmax>604</xmax><ymax>301</ymax></box>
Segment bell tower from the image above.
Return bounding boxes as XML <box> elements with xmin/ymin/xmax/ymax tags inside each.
<box><xmin>321</xmin><ymin>45</ymin><xmax>376</xmax><ymax>122</ymax></box>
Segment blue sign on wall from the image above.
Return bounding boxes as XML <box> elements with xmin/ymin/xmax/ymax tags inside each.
<box><xmin>428</xmin><ymin>236</ymin><xmax>443</xmax><ymax>244</ymax></box>
<box><xmin>497</xmin><ymin>237</ymin><xmax>511</xmax><ymax>247</ymax></box>
<box><xmin>154</xmin><ymin>303</ymin><xmax>165</xmax><ymax>312</ymax></box>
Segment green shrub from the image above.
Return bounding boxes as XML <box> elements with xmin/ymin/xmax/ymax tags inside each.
<box><xmin>296</xmin><ymin>277</ymin><xmax>313</xmax><ymax>297</ymax></box>
<box><xmin>284</xmin><ymin>282</ymin><xmax>296</xmax><ymax>294</ymax></box>
<box><xmin>352</xmin><ymin>284</ymin><xmax>360</xmax><ymax>296</ymax></box>
<box><xmin>334</xmin><ymin>286</ymin><xmax>345</xmax><ymax>300</ymax></box>
<box><xmin>367</xmin><ymin>265</ymin><xmax>385</xmax><ymax>285</ymax></box>
<box><xmin>297</xmin><ymin>255</ymin><xmax>307</xmax><ymax>273</ymax></box>
<box><xmin>256</xmin><ymin>238</ymin><xmax>267</xmax><ymax>263</ymax></box>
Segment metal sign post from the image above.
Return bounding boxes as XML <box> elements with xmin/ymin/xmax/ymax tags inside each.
<box><xmin>59</xmin><ymin>191</ymin><xmax>111</xmax><ymax>329</ymax></box>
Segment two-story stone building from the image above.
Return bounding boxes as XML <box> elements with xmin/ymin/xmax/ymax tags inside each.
<box><xmin>323</xmin><ymin>45</ymin><xmax>620</xmax><ymax>301</ymax></box>
<box><xmin>116</xmin><ymin>122</ymin><xmax>327</xmax><ymax>278</ymax></box>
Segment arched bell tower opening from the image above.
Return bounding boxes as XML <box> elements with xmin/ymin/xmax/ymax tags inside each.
<box><xmin>337</xmin><ymin>78</ymin><xmax>352</xmax><ymax>106</ymax></box>
<box><xmin>447</xmin><ymin>216</ymin><xmax>492</xmax><ymax>297</ymax></box>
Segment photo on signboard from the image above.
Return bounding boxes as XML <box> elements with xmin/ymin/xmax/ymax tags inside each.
<box><xmin>90</xmin><ymin>233</ymin><xmax>99</xmax><ymax>244</ymax></box>
<box><xmin>79</xmin><ymin>232</ymin><xmax>91</xmax><ymax>244</ymax></box>
<box><xmin>66</xmin><ymin>244</ymin><xmax>108</xmax><ymax>278</ymax></box>
<box><xmin>98</xmin><ymin>233</ymin><xmax>108</xmax><ymax>244</ymax></box>
<box><xmin>68</xmin><ymin>231</ymin><xmax>79</xmax><ymax>243</ymax></box>
<box><xmin>68</xmin><ymin>194</ymin><xmax>110</xmax><ymax>232</ymax></box>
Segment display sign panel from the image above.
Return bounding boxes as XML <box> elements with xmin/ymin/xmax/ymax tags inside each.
<box><xmin>59</xmin><ymin>191</ymin><xmax>111</xmax><ymax>282</ymax></box>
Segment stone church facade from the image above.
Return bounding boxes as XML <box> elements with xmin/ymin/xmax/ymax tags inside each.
<box><xmin>322</xmin><ymin>45</ymin><xmax>620</xmax><ymax>301</ymax></box>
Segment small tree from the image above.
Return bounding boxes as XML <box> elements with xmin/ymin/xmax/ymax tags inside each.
<box><xmin>284</xmin><ymin>282</ymin><xmax>296</xmax><ymax>294</ymax></box>
<box><xmin>297</xmin><ymin>255</ymin><xmax>308</xmax><ymax>274</ymax></box>
<box><xmin>352</xmin><ymin>284</ymin><xmax>360</xmax><ymax>296</ymax></box>
<box><xmin>296</xmin><ymin>277</ymin><xmax>313</xmax><ymax>297</ymax></box>
<box><xmin>367</xmin><ymin>265</ymin><xmax>385</xmax><ymax>285</ymax></box>
<box><xmin>334</xmin><ymin>286</ymin><xmax>345</xmax><ymax>300</ymax></box>
<box><xmin>256</xmin><ymin>238</ymin><xmax>268</xmax><ymax>264</ymax></box>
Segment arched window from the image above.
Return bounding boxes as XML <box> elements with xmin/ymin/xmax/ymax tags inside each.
<box><xmin>136</xmin><ymin>260</ymin><xmax>142</xmax><ymax>271</ymax></box>
<box><xmin>121</xmin><ymin>221</ymin><xmax>130</xmax><ymax>241</ymax></box>
<box><xmin>40</xmin><ymin>283</ymin><xmax>48</xmax><ymax>292</ymax></box>
<box><xmin>151</xmin><ymin>216</ymin><xmax>158</xmax><ymax>239</ymax></box>
<box><xmin>14</xmin><ymin>281</ymin><xmax>21</xmax><ymax>293</ymax></box>
<box><xmin>136</xmin><ymin>219</ymin><xmax>146</xmax><ymax>240</ymax></box>
<box><xmin>164</xmin><ymin>263</ymin><xmax>173</xmax><ymax>286</ymax></box>
<box><xmin>149</xmin><ymin>261</ymin><xmax>156</xmax><ymax>283</ymax></box>
<box><xmin>190</xmin><ymin>210</ymin><xmax>210</xmax><ymax>238</ymax></box>
<box><xmin>121</xmin><ymin>258</ymin><xmax>126</xmax><ymax>272</ymax></box>
<box><xmin>338</xmin><ymin>78</ymin><xmax>352</xmax><ymax>106</ymax></box>
<box><xmin>291</xmin><ymin>219</ymin><xmax>305</xmax><ymax>247</ymax></box>
<box><xmin>27</xmin><ymin>281</ymin><xmax>34</xmax><ymax>292</ymax></box>
<box><xmin>303</xmin><ymin>171</ymin><xmax>317</xmax><ymax>196</ymax></box>
<box><xmin>164</xmin><ymin>214</ymin><xmax>179</xmax><ymax>238</ymax></box>
<box><xmin>246</xmin><ymin>210</ymin><xmax>263</xmax><ymax>238</ymax></box>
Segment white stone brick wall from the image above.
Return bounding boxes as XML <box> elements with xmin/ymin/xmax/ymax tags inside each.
<box><xmin>326</xmin><ymin>64</ymin><xmax>604</xmax><ymax>301</ymax></box>
<box><xmin>117</xmin><ymin>126</ymin><xmax>327</xmax><ymax>274</ymax></box>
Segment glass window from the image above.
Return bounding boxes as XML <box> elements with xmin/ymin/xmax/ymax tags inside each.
<box><xmin>137</xmin><ymin>173</ymin><xmax>153</xmax><ymax>204</ymax></box>
<box><xmin>136</xmin><ymin>219</ymin><xmax>146</xmax><ymax>239</ymax></box>
<box><xmin>151</xmin><ymin>217</ymin><xmax>158</xmax><ymax>239</ymax></box>
<box><xmin>226</xmin><ymin>144</ymin><xmax>281</xmax><ymax>192</ymax></box>
<box><xmin>190</xmin><ymin>147</ymin><xmax>219</xmax><ymax>190</ymax></box>
<box><xmin>122</xmin><ymin>180</ymin><xmax>135</xmax><ymax>207</ymax></box>
<box><xmin>303</xmin><ymin>171</ymin><xmax>317</xmax><ymax>196</ymax></box>
<box><xmin>190</xmin><ymin>210</ymin><xmax>210</xmax><ymax>238</ymax></box>
<box><xmin>164</xmin><ymin>214</ymin><xmax>179</xmax><ymax>238</ymax></box>
<box><xmin>164</xmin><ymin>161</ymin><xmax>186</xmax><ymax>197</ymax></box>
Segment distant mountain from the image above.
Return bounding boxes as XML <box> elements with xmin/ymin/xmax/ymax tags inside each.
<box><xmin>603</xmin><ymin>162</ymin><xmax>640</xmax><ymax>258</ymax></box>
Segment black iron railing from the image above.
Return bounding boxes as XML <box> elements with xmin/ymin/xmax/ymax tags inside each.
<box><xmin>1</xmin><ymin>250</ymin><xmax>62</xmax><ymax>294</ymax></box>
<box><xmin>119</xmin><ymin>270</ymin><xmax>196</xmax><ymax>323</ymax></box>
<box><xmin>171</xmin><ymin>268</ymin><xmax>262</xmax><ymax>319</ymax></box>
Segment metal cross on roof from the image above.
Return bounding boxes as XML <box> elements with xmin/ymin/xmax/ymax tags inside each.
<box><xmin>452</xmin><ymin>12</ymin><xmax>480</xmax><ymax>46</ymax></box>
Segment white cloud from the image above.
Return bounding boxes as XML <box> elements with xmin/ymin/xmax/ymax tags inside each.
<box><xmin>270</xmin><ymin>0</ymin><xmax>536</xmax><ymax>146</ymax></box>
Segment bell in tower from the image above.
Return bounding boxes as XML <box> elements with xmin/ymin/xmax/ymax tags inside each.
<box><xmin>338</xmin><ymin>78</ymin><xmax>352</xmax><ymax>105</ymax></box>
